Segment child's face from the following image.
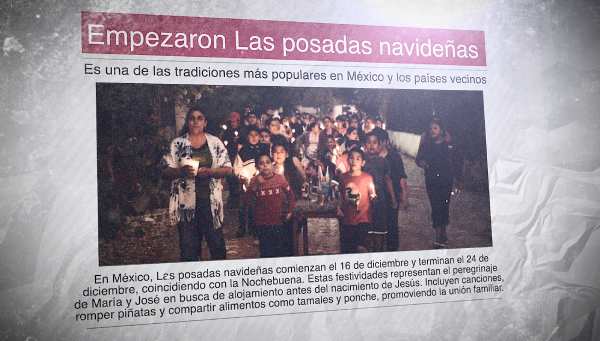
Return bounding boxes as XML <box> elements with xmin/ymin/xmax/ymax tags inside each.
<box><xmin>260</xmin><ymin>131</ymin><xmax>271</xmax><ymax>144</ymax></box>
<box><xmin>347</xmin><ymin>130</ymin><xmax>359</xmax><ymax>141</ymax></box>
<box><xmin>272</xmin><ymin>145</ymin><xmax>288</xmax><ymax>165</ymax></box>
<box><xmin>247</xmin><ymin>131</ymin><xmax>260</xmax><ymax>145</ymax></box>
<box><xmin>430</xmin><ymin>123</ymin><xmax>441</xmax><ymax>139</ymax></box>
<box><xmin>269</xmin><ymin>120</ymin><xmax>281</xmax><ymax>134</ymax></box>
<box><xmin>257</xmin><ymin>155</ymin><xmax>274</xmax><ymax>177</ymax></box>
<box><xmin>230</xmin><ymin>112</ymin><xmax>241</xmax><ymax>128</ymax></box>
<box><xmin>366</xmin><ymin>135</ymin><xmax>382</xmax><ymax>155</ymax></box>
<box><xmin>327</xmin><ymin>137</ymin><xmax>337</xmax><ymax>151</ymax></box>
<box><xmin>348</xmin><ymin>151</ymin><xmax>365</xmax><ymax>172</ymax></box>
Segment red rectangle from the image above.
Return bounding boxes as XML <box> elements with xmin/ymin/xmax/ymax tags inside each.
<box><xmin>81</xmin><ymin>11</ymin><xmax>486</xmax><ymax>66</ymax></box>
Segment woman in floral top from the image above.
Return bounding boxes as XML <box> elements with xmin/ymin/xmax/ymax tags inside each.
<box><xmin>163</xmin><ymin>105</ymin><xmax>232</xmax><ymax>261</ymax></box>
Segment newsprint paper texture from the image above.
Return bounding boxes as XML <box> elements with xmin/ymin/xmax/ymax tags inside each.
<box><xmin>1</xmin><ymin>1</ymin><xmax>600</xmax><ymax>340</ymax></box>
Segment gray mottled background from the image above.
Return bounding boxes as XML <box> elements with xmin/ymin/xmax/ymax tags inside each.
<box><xmin>1</xmin><ymin>0</ymin><xmax>600</xmax><ymax>340</ymax></box>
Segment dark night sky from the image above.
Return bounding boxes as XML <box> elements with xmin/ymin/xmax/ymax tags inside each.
<box><xmin>97</xmin><ymin>84</ymin><xmax>487</xmax><ymax>161</ymax></box>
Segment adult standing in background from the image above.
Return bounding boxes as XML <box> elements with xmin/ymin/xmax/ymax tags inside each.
<box><xmin>416</xmin><ymin>117</ymin><xmax>463</xmax><ymax>248</ymax></box>
<box><xmin>221</xmin><ymin>111</ymin><xmax>242</xmax><ymax>209</ymax></box>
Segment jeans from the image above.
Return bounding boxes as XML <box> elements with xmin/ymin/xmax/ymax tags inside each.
<box><xmin>226</xmin><ymin>175</ymin><xmax>240</xmax><ymax>208</ymax></box>
<box><xmin>425</xmin><ymin>177</ymin><xmax>452</xmax><ymax>228</ymax></box>
<box><xmin>177</xmin><ymin>200</ymin><xmax>226</xmax><ymax>261</ymax></box>
<box><xmin>386</xmin><ymin>206</ymin><xmax>400</xmax><ymax>251</ymax></box>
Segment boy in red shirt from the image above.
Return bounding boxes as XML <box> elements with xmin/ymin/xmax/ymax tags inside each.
<box><xmin>337</xmin><ymin>148</ymin><xmax>376</xmax><ymax>253</ymax></box>
<box><xmin>248</xmin><ymin>153</ymin><xmax>296</xmax><ymax>257</ymax></box>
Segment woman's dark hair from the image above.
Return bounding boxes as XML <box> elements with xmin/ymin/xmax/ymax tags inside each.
<box><xmin>346</xmin><ymin>140</ymin><xmax>361</xmax><ymax>151</ymax></box>
<box><xmin>266</xmin><ymin>117</ymin><xmax>281</xmax><ymax>126</ymax></box>
<box><xmin>367</xmin><ymin>127</ymin><xmax>388</xmax><ymax>143</ymax></box>
<box><xmin>307</xmin><ymin>122</ymin><xmax>319</xmax><ymax>132</ymax></box>
<box><xmin>346</xmin><ymin>127</ymin><xmax>357</xmax><ymax>137</ymax></box>
<box><xmin>180</xmin><ymin>104</ymin><xmax>210</xmax><ymax>136</ymax></box>
<box><xmin>245</xmin><ymin>126</ymin><xmax>260</xmax><ymax>135</ymax></box>
<box><xmin>270</xmin><ymin>134</ymin><xmax>289</xmax><ymax>150</ymax></box>
<box><xmin>271</xmin><ymin>137</ymin><xmax>303</xmax><ymax>196</ymax></box>
<box><xmin>348</xmin><ymin>147</ymin><xmax>365</xmax><ymax>161</ymax></box>
<box><xmin>318</xmin><ymin>135</ymin><xmax>338</xmax><ymax>161</ymax></box>
<box><xmin>426</xmin><ymin>117</ymin><xmax>447</xmax><ymax>140</ymax></box>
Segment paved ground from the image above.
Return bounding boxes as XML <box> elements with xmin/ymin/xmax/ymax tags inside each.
<box><xmin>99</xmin><ymin>156</ymin><xmax>492</xmax><ymax>266</ymax></box>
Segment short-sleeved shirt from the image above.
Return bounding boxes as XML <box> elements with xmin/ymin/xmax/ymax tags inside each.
<box><xmin>339</xmin><ymin>172</ymin><xmax>375</xmax><ymax>226</ymax></box>
<box><xmin>191</xmin><ymin>143</ymin><xmax>212</xmax><ymax>201</ymax></box>
<box><xmin>364</xmin><ymin>154</ymin><xmax>391</xmax><ymax>202</ymax></box>
<box><xmin>384</xmin><ymin>149</ymin><xmax>407</xmax><ymax>200</ymax></box>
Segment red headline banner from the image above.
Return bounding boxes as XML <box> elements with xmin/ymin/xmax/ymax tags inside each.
<box><xmin>81</xmin><ymin>12</ymin><xmax>486</xmax><ymax>66</ymax></box>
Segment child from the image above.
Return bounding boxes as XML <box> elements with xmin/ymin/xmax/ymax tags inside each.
<box><xmin>233</xmin><ymin>127</ymin><xmax>270</xmax><ymax>237</ymax></box>
<box><xmin>377</xmin><ymin>128</ymin><xmax>408</xmax><ymax>251</ymax></box>
<box><xmin>248</xmin><ymin>153</ymin><xmax>296</xmax><ymax>257</ymax></box>
<box><xmin>364</xmin><ymin>129</ymin><xmax>397</xmax><ymax>252</ymax></box>
<box><xmin>337</xmin><ymin>148</ymin><xmax>376</xmax><ymax>253</ymax></box>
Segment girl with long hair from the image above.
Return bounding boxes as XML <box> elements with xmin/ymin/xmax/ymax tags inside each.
<box><xmin>416</xmin><ymin>117</ymin><xmax>463</xmax><ymax>248</ymax></box>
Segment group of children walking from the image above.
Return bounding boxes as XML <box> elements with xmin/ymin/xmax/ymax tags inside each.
<box><xmin>222</xmin><ymin>110</ymin><xmax>461</xmax><ymax>258</ymax></box>
<box><xmin>233</xmin><ymin>126</ymin><xmax>412</xmax><ymax>257</ymax></box>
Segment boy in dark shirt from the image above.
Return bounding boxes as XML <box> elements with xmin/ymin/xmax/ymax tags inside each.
<box><xmin>365</xmin><ymin>130</ymin><xmax>397</xmax><ymax>252</ymax></box>
<box><xmin>375</xmin><ymin>128</ymin><xmax>408</xmax><ymax>251</ymax></box>
<box><xmin>248</xmin><ymin>153</ymin><xmax>296</xmax><ymax>257</ymax></box>
<box><xmin>233</xmin><ymin>127</ymin><xmax>270</xmax><ymax>237</ymax></box>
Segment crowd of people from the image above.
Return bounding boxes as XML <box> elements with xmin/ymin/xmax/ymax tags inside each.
<box><xmin>162</xmin><ymin>104</ymin><xmax>463</xmax><ymax>261</ymax></box>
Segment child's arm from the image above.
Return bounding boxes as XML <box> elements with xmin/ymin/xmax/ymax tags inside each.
<box><xmin>247</xmin><ymin>178</ymin><xmax>258</xmax><ymax>213</ymax></box>
<box><xmin>292</xmin><ymin>156</ymin><xmax>307</xmax><ymax>180</ymax></box>
<box><xmin>336</xmin><ymin>177</ymin><xmax>345</xmax><ymax>217</ymax></box>
<box><xmin>415</xmin><ymin>133</ymin><xmax>428</xmax><ymax>169</ymax></box>
<box><xmin>385</xmin><ymin>175</ymin><xmax>397</xmax><ymax>209</ymax></box>
<box><xmin>282</xmin><ymin>178</ymin><xmax>296</xmax><ymax>221</ymax></box>
<box><xmin>368</xmin><ymin>178</ymin><xmax>377</xmax><ymax>200</ymax></box>
<box><xmin>400</xmin><ymin>178</ymin><xmax>408</xmax><ymax>209</ymax></box>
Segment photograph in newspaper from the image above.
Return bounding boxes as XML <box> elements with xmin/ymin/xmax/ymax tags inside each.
<box><xmin>97</xmin><ymin>83</ymin><xmax>491</xmax><ymax>265</ymax></box>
